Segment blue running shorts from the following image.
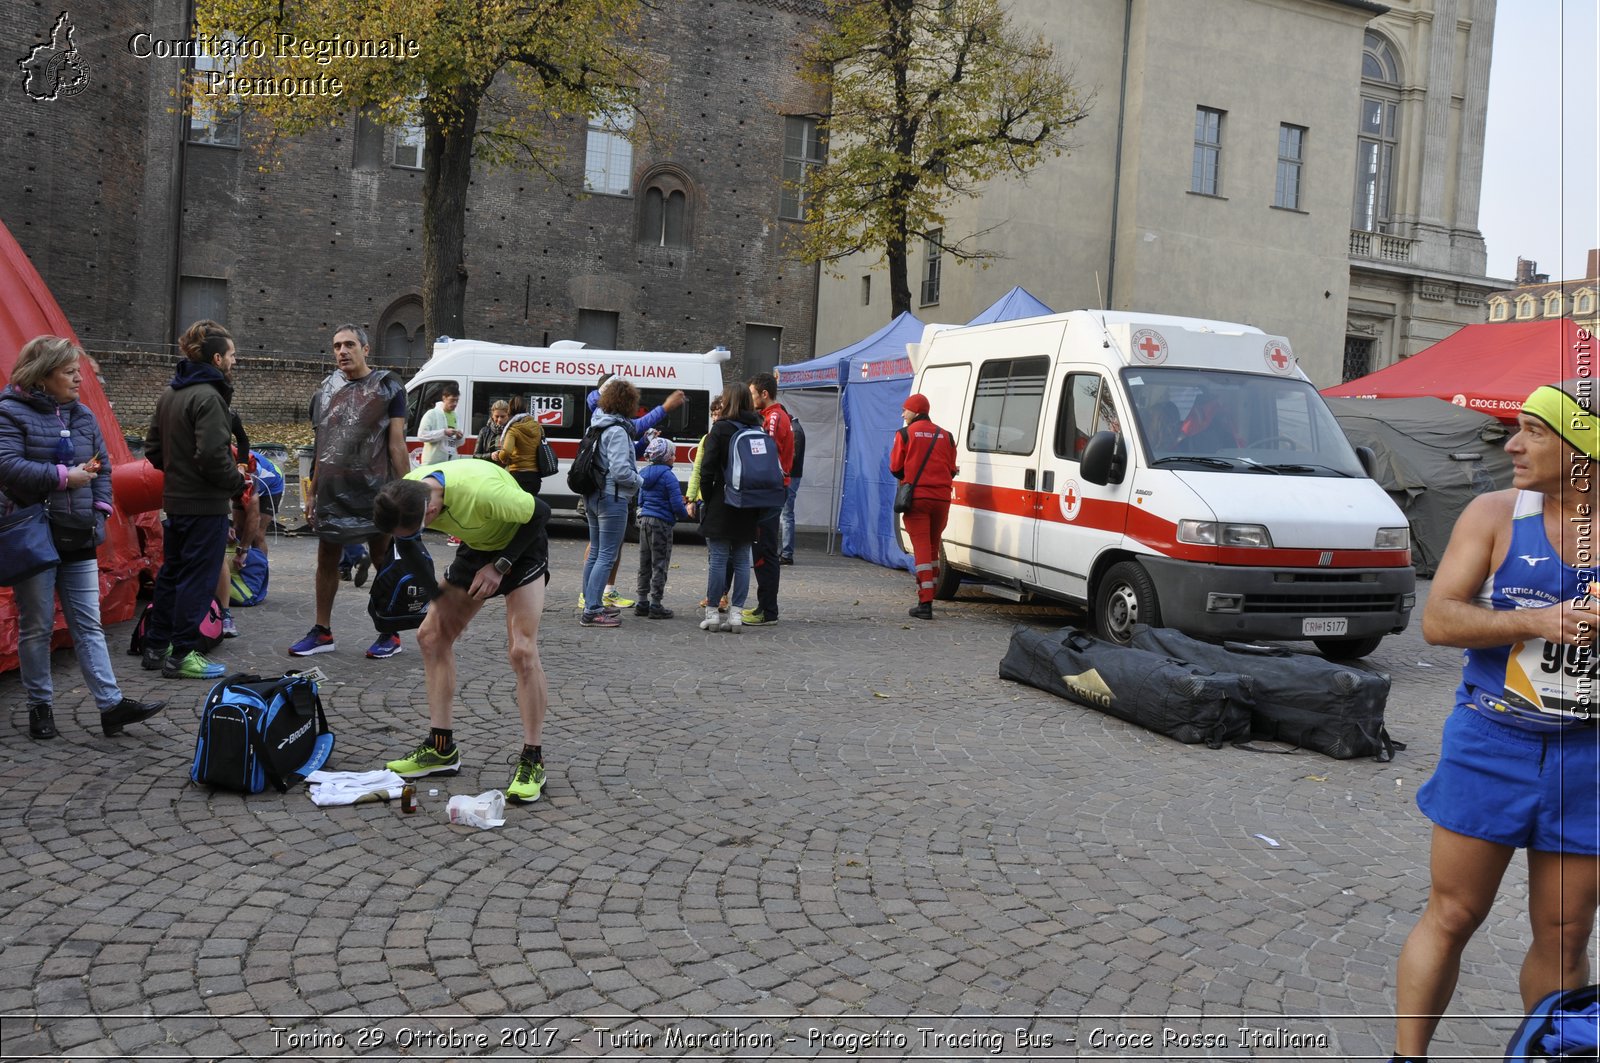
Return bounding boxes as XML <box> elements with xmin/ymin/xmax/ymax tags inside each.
<box><xmin>1417</xmin><ymin>705</ymin><xmax>1600</xmax><ymax>855</ymax></box>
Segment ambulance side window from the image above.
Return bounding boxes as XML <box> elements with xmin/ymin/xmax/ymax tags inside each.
<box><xmin>471</xmin><ymin>382</ymin><xmax>524</xmax><ymax>434</ymax></box>
<box><xmin>528</xmin><ymin>386</ymin><xmax>589</xmax><ymax>440</ymax></box>
<box><xmin>638</xmin><ymin>387</ymin><xmax>709</xmax><ymax>443</ymax></box>
<box><xmin>406</xmin><ymin>381</ymin><xmax>460</xmax><ymax>436</ymax></box>
<box><xmin>1054</xmin><ymin>374</ymin><xmax>1117</xmax><ymax>459</ymax></box>
<box><xmin>968</xmin><ymin>356</ymin><xmax>1048</xmax><ymax>455</ymax></box>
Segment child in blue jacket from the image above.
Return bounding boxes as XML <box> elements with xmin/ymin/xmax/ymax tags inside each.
<box><xmin>634</xmin><ymin>435</ymin><xmax>690</xmax><ymax>618</ymax></box>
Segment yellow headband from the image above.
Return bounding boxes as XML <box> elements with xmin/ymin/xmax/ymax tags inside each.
<box><xmin>1524</xmin><ymin>384</ymin><xmax>1600</xmax><ymax>460</ymax></box>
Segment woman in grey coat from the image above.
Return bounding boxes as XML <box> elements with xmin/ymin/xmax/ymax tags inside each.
<box><xmin>0</xmin><ymin>336</ymin><xmax>164</xmax><ymax>739</ymax></box>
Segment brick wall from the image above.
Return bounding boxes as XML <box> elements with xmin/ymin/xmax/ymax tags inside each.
<box><xmin>92</xmin><ymin>349</ymin><xmax>339</xmax><ymax>437</ymax></box>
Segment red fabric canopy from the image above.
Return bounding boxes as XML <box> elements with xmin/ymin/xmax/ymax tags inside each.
<box><xmin>0</xmin><ymin>221</ymin><xmax>161</xmax><ymax>674</ymax></box>
<box><xmin>1323</xmin><ymin>319</ymin><xmax>1594</xmax><ymax>423</ymax></box>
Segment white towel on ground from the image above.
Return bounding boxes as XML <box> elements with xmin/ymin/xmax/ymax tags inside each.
<box><xmin>305</xmin><ymin>769</ymin><xmax>406</xmax><ymax>807</ymax></box>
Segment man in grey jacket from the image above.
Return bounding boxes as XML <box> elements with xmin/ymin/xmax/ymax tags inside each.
<box><xmin>142</xmin><ymin>320</ymin><xmax>246</xmax><ymax>680</ymax></box>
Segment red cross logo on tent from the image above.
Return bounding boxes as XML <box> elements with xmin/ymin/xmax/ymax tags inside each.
<box><xmin>1263</xmin><ymin>340</ymin><xmax>1294</xmax><ymax>374</ymax></box>
<box><xmin>1060</xmin><ymin>478</ymin><xmax>1083</xmax><ymax>521</ymax></box>
<box><xmin>1129</xmin><ymin>328</ymin><xmax>1167</xmax><ymax>365</ymax></box>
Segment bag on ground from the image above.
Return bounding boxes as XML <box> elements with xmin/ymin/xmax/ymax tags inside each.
<box><xmin>724</xmin><ymin>426</ymin><xmax>787</xmax><ymax>509</ymax></box>
<box><xmin>228</xmin><ymin>546</ymin><xmax>270</xmax><ymax>607</ymax></box>
<box><xmin>1503</xmin><ymin>982</ymin><xmax>1599</xmax><ymax>1061</ymax></box>
<box><xmin>1129</xmin><ymin>625</ymin><xmax>1402</xmax><ymax>761</ymax></box>
<box><xmin>368</xmin><ymin>535</ymin><xmax>439</xmax><ymax>634</ymax></box>
<box><xmin>998</xmin><ymin>625</ymin><xmax>1253</xmax><ymax>748</ymax></box>
<box><xmin>190</xmin><ymin>671</ymin><xmax>334</xmax><ymax>794</ymax></box>
<box><xmin>565</xmin><ymin>422</ymin><xmax>610</xmax><ymax>496</ymax></box>
<box><xmin>127</xmin><ymin>597</ymin><xmax>225</xmax><ymax>655</ymax></box>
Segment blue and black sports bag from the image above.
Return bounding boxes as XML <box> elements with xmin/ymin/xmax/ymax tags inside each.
<box><xmin>368</xmin><ymin>534</ymin><xmax>439</xmax><ymax>634</ymax></box>
<box><xmin>190</xmin><ymin>672</ymin><xmax>334</xmax><ymax>794</ymax></box>
<box><xmin>1505</xmin><ymin>983</ymin><xmax>1600</xmax><ymax>1061</ymax></box>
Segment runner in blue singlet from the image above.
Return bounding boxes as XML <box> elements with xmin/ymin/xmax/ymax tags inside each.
<box><xmin>1388</xmin><ymin>380</ymin><xmax>1600</xmax><ymax>1063</ymax></box>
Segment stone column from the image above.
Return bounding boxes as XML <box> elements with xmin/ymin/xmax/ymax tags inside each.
<box><xmin>1416</xmin><ymin>0</ymin><xmax>1458</xmax><ymax>229</ymax></box>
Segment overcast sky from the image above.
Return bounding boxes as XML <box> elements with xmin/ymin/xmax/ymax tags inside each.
<box><xmin>1478</xmin><ymin>0</ymin><xmax>1599</xmax><ymax>283</ymax></box>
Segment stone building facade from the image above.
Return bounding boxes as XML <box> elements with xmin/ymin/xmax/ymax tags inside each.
<box><xmin>812</xmin><ymin>0</ymin><xmax>1502</xmax><ymax>389</ymax></box>
<box><xmin>3</xmin><ymin>0</ymin><xmax>827</xmax><ymax>404</ymax></box>
<box><xmin>1485</xmin><ymin>249</ymin><xmax>1600</xmax><ymax>332</ymax></box>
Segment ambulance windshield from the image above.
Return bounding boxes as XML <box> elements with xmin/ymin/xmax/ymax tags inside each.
<box><xmin>1122</xmin><ymin>367</ymin><xmax>1365</xmax><ymax>476</ymax></box>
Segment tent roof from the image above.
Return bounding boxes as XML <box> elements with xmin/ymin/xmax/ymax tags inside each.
<box><xmin>1323</xmin><ymin>319</ymin><xmax>1591</xmax><ymax>422</ymax></box>
<box><xmin>966</xmin><ymin>286</ymin><xmax>1053</xmax><ymax>325</ymax></box>
<box><xmin>779</xmin><ymin>310</ymin><xmax>925</xmax><ymax>389</ymax></box>
<box><xmin>845</xmin><ymin>311</ymin><xmax>927</xmax><ymax>383</ymax></box>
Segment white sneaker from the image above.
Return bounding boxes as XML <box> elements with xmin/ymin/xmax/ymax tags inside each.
<box><xmin>699</xmin><ymin>605</ymin><xmax>721</xmax><ymax>631</ymax></box>
<box><xmin>726</xmin><ymin>609</ymin><xmax>742</xmax><ymax>634</ymax></box>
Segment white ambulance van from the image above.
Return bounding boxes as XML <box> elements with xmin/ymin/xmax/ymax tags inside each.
<box><xmin>906</xmin><ymin>310</ymin><xmax>1416</xmax><ymax>658</ymax></box>
<box><xmin>405</xmin><ymin>338</ymin><xmax>730</xmax><ymax>518</ymax></box>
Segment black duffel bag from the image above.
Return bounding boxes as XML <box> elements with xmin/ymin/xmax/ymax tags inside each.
<box><xmin>999</xmin><ymin>626</ymin><xmax>1253</xmax><ymax>748</ymax></box>
<box><xmin>1130</xmin><ymin>625</ymin><xmax>1403</xmax><ymax>762</ymax></box>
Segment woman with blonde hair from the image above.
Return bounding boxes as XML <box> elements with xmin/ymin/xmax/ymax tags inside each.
<box><xmin>0</xmin><ymin>335</ymin><xmax>165</xmax><ymax>738</ymax></box>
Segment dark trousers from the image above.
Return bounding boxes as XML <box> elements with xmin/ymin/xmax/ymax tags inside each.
<box><xmin>752</xmin><ymin>511</ymin><xmax>781</xmax><ymax>618</ymax></box>
<box><xmin>147</xmin><ymin>513</ymin><xmax>230</xmax><ymax>656</ymax></box>
<box><xmin>635</xmin><ymin>516</ymin><xmax>675</xmax><ymax>604</ymax></box>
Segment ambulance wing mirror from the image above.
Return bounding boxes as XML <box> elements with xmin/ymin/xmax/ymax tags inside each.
<box><xmin>1080</xmin><ymin>430</ymin><xmax>1126</xmax><ymax>486</ymax></box>
<box><xmin>1354</xmin><ymin>445</ymin><xmax>1377</xmax><ymax>479</ymax></box>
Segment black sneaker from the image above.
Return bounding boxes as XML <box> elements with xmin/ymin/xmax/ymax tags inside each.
<box><xmin>648</xmin><ymin>603</ymin><xmax>674</xmax><ymax>619</ymax></box>
<box><xmin>352</xmin><ymin>554</ymin><xmax>372</xmax><ymax>588</ymax></box>
<box><xmin>634</xmin><ymin>601</ymin><xmax>650</xmax><ymax>617</ymax></box>
<box><xmin>140</xmin><ymin>643</ymin><xmax>171</xmax><ymax>671</ymax></box>
<box><xmin>28</xmin><ymin>702</ymin><xmax>55</xmax><ymax>740</ymax></box>
<box><xmin>908</xmin><ymin>602</ymin><xmax>933</xmax><ymax>620</ymax></box>
<box><xmin>101</xmin><ymin>697</ymin><xmax>167</xmax><ymax>737</ymax></box>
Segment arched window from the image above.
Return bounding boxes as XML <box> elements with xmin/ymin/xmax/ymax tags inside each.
<box><xmin>1545</xmin><ymin>292</ymin><xmax>1565</xmax><ymax>317</ymax></box>
<box><xmin>1516</xmin><ymin>295</ymin><xmax>1536</xmax><ymax>320</ymax></box>
<box><xmin>637</xmin><ymin>168</ymin><xmax>693</xmax><ymax>248</ymax></box>
<box><xmin>1575</xmin><ymin>289</ymin><xmax>1596</xmax><ymax>315</ymax></box>
<box><xmin>376</xmin><ymin>295</ymin><xmax>425</xmax><ymax>372</ymax></box>
<box><xmin>1352</xmin><ymin>31</ymin><xmax>1402</xmax><ymax>233</ymax></box>
<box><xmin>1488</xmin><ymin>298</ymin><xmax>1509</xmax><ymax>322</ymax></box>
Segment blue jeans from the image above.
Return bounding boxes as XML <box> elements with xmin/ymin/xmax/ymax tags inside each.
<box><xmin>14</xmin><ymin>558</ymin><xmax>123</xmax><ymax>710</ymax></box>
<box><xmin>780</xmin><ymin>477</ymin><xmax>800</xmax><ymax>559</ymax></box>
<box><xmin>705</xmin><ymin>538</ymin><xmax>751</xmax><ymax>609</ymax></box>
<box><xmin>581</xmin><ymin>491</ymin><xmax>630</xmax><ymax>614</ymax></box>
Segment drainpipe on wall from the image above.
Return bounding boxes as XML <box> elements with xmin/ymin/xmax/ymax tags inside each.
<box><xmin>166</xmin><ymin>0</ymin><xmax>195</xmax><ymax>345</ymax></box>
<box><xmin>1105</xmin><ymin>0</ymin><xmax>1133</xmax><ymax>309</ymax></box>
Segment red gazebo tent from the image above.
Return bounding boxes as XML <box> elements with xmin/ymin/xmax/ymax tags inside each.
<box><xmin>1323</xmin><ymin>319</ymin><xmax>1593</xmax><ymax>423</ymax></box>
<box><xmin>1</xmin><ymin>221</ymin><xmax>161</xmax><ymax>674</ymax></box>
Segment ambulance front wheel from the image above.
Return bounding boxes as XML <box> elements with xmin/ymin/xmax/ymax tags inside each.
<box><xmin>1095</xmin><ymin>561</ymin><xmax>1161</xmax><ymax>645</ymax></box>
<box><xmin>1313</xmin><ymin>635</ymin><xmax>1383</xmax><ymax>659</ymax></box>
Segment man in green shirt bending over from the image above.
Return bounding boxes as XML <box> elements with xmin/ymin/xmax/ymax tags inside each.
<box><xmin>372</xmin><ymin>460</ymin><xmax>552</xmax><ymax>804</ymax></box>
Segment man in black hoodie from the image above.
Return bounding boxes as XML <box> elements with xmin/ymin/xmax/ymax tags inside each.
<box><xmin>142</xmin><ymin>320</ymin><xmax>246</xmax><ymax>680</ymax></box>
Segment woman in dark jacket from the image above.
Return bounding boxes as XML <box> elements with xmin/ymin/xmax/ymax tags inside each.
<box><xmin>696</xmin><ymin>383</ymin><xmax>761</xmax><ymax>632</ymax></box>
<box><xmin>0</xmin><ymin>336</ymin><xmax>164</xmax><ymax>739</ymax></box>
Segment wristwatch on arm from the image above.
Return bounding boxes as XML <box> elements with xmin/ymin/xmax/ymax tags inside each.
<box><xmin>493</xmin><ymin>556</ymin><xmax>513</xmax><ymax>575</ymax></box>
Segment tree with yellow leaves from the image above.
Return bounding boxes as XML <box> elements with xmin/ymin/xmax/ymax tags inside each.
<box><xmin>795</xmin><ymin>0</ymin><xmax>1092</xmax><ymax>317</ymax></box>
<box><xmin>192</xmin><ymin>0</ymin><xmax>645</xmax><ymax>341</ymax></box>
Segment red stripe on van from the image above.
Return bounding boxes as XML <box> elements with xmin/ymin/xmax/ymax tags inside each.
<box><xmin>950</xmin><ymin>481</ymin><xmax>1409</xmax><ymax>568</ymax></box>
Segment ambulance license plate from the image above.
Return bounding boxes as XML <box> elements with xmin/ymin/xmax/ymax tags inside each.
<box><xmin>1302</xmin><ymin>617</ymin><xmax>1348</xmax><ymax>636</ymax></box>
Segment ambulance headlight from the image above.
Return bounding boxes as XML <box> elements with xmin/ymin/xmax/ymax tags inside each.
<box><xmin>1178</xmin><ymin>520</ymin><xmax>1273</xmax><ymax>548</ymax></box>
<box><xmin>1375</xmin><ymin>526</ymin><xmax>1410</xmax><ymax>550</ymax></box>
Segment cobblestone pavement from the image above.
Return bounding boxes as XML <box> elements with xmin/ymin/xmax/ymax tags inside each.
<box><xmin>0</xmin><ymin>527</ymin><xmax>1543</xmax><ymax>1061</ymax></box>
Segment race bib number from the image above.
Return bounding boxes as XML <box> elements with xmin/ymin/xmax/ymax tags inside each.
<box><xmin>1503</xmin><ymin>638</ymin><xmax>1598</xmax><ymax>720</ymax></box>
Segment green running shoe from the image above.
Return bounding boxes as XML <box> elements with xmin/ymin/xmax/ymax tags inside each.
<box><xmin>602</xmin><ymin>590</ymin><xmax>635</xmax><ymax>608</ymax></box>
<box><xmin>506</xmin><ymin>755</ymin><xmax>546</xmax><ymax>804</ymax></box>
<box><xmin>740</xmin><ymin>608</ymin><xmax>777</xmax><ymax>625</ymax></box>
<box><xmin>387</xmin><ymin>741</ymin><xmax>462</xmax><ymax>778</ymax></box>
<box><xmin>161</xmin><ymin>650</ymin><xmax>225</xmax><ymax>680</ymax></box>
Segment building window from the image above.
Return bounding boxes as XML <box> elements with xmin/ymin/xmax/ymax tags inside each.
<box><xmin>1190</xmin><ymin>107</ymin><xmax>1224</xmax><ymax>196</ymax></box>
<box><xmin>638</xmin><ymin>171</ymin><xmax>692</xmax><ymax>248</ymax></box>
<box><xmin>1275</xmin><ymin>124</ymin><xmax>1305</xmax><ymax>209</ymax></box>
<box><xmin>862</xmin><ymin>275</ymin><xmax>872</xmax><ymax>306</ymax></box>
<box><xmin>584</xmin><ymin>109</ymin><xmax>633</xmax><ymax>196</ymax></box>
<box><xmin>1545</xmin><ymin>292</ymin><xmax>1565</xmax><ymax>317</ymax></box>
<box><xmin>1516</xmin><ymin>295</ymin><xmax>1536</xmax><ymax>319</ymax></box>
<box><xmin>780</xmin><ymin>116</ymin><xmax>824</xmax><ymax>220</ymax></box>
<box><xmin>1488</xmin><ymin>298</ymin><xmax>1509</xmax><ymax>322</ymax></box>
<box><xmin>1576</xmin><ymin>290</ymin><xmax>1596</xmax><ymax>315</ymax></box>
<box><xmin>920</xmin><ymin>229</ymin><xmax>943</xmax><ymax>306</ymax></box>
<box><xmin>188</xmin><ymin>50</ymin><xmax>241</xmax><ymax>147</ymax></box>
<box><xmin>576</xmin><ymin>308</ymin><xmax>620</xmax><ymax>349</ymax></box>
<box><xmin>177</xmin><ymin>276</ymin><xmax>228</xmax><ymax>333</ymax></box>
<box><xmin>1342</xmin><ymin>337</ymin><xmax>1374</xmax><ymax>384</ymax></box>
<box><xmin>353</xmin><ymin>111</ymin><xmax>385</xmax><ymax>170</ymax></box>
<box><xmin>393</xmin><ymin>109</ymin><xmax>424</xmax><ymax>169</ymax></box>
<box><xmin>1353</xmin><ymin>31</ymin><xmax>1401</xmax><ymax>233</ymax></box>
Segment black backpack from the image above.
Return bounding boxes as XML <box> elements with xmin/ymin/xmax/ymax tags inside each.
<box><xmin>190</xmin><ymin>672</ymin><xmax>334</xmax><ymax>794</ymax></box>
<box><xmin>566</xmin><ymin>422</ymin><xmax>611</xmax><ymax>496</ymax></box>
<box><xmin>368</xmin><ymin>535</ymin><xmax>439</xmax><ymax>634</ymax></box>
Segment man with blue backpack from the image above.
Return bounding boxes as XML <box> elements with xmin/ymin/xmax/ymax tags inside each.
<box><xmin>743</xmin><ymin>373</ymin><xmax>794</xmax><ymax>626</ymax></box>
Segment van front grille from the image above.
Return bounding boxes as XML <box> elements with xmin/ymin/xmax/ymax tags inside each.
<box><xmin>1242</xmin><ymin>592</ymin><xmax>1402</xmax><ymax>615</ymax></box>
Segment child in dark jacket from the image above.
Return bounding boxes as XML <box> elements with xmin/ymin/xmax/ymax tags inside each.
<box><xmin>634</xmin><ymin>436</ymin><xmax>690</xmax><ymax>618</ymax></box>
